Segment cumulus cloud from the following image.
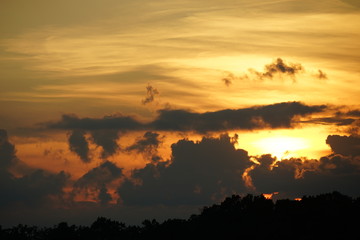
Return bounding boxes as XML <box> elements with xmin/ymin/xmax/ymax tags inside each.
<box><xmin>75</xmin><ymin>161</ymin><xmax>123</xmax><ymax>189</ymax></box>
<box><xmin>0</xmin><ymin>129</ymin><xmax>17</xmax><ymax>169</ymax></box>
<box><xmin>126</xmin><ymin>131</ymin><xmax>163</xmax><ymax>162</ymax></box>
<box><xmin>0</xmin><ymin>129</ymin><xmax>69</xmax><ymax>207</ymax></box>
<box><xmin>142</xmin><ymin>84</ymin><xmax>159</xmax><ymax>105</ymax></box>
<box><xmin>68</xmin><ymin>130</ymin><xmax>91</xmax><ymax>163</ymax></box>
<box><xmin>118</xmin><ymin>134</ymin><xmax>250</xmax><ymax>205</ymax></box>
<box><xmin>129</xmin><ymin>130</ymin><xmax>360</xmax><ymax>201</ymax></box>
<box><xmin>247</xmin><ymin>151</ymin><xmax>360</xmax><ymax>198</ymax></box>
<box><xmin>91</xmin><ymin>130</ymin><xmax>120</xmax><ymax>159</ymax></box>
<box><xmin>73</xmin><ymin>161</ymin><xmax>123</xmax><ymax>204</ymax></box>
<box><xmin>98</xmin><ymin>184</ymin><xmax>113</xmax><ymax>205</ymax></box>
<box><xmin>45</xmin><ymin>102</ymin><xmax>327</xmax><ymax>133</ymax></box>
<box><xmin>326</xmin><ymin>135</ymin><xmax>360</xmax><ymax>156</ymax></box>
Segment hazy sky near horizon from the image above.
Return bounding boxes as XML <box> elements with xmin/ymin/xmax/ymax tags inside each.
<box><xmin>1</xmin><ymin>0</ymin><xmax>360</xmax><ymax>227</ymax></box>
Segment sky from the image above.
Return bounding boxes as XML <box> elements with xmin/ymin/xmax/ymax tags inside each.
<box><xmin>0</xmin><ymin>0</ymin><xmax>360</xmax><ymax>227</ymax></box>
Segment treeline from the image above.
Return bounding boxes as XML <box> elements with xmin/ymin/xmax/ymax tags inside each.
<box><xmin>1</xmin><ymin>191</ymin><xmax>359</xmax><ymax>240</ymax></box>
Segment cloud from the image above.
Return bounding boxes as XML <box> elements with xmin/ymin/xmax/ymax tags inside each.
<box><xmin>306</xmin><ymin>117</ymin><xmax>356</xmax><ymax>126</ymax></box>
<box><xmin>68</xmin><ymin>130</ymin><xmax>91</xmax><ymax>163</ymax></box>
<box><xmin>126</xmin><ymin>131</ymin><xmax>163</xmax><ymax>162</ymax></box>
<box><xmin>326</xmin><ymin>135</ymin><xmax>360</xmax><ymax>156</ymax></box>
<box><xmin>118</xmin><ymin>134</ymin><xmax>250</xmax><ymax>205</ymax></box>
<box><xmin>250</xmin><ymin>58</ymin><xmax>303</xmax><ymax>81</ymax></box>
<box><xmin>98</xmin><ymin>184</ymin><xmax>113</xmax><ymax>205</ymax></box>
<box><xmin>247</xmin><ymin>152</ymin><xmax>360</xmax><ymax>198</ymax></box>
<box><xmin>301</xmin><ymin>108</ymin><xmax>360</xmax><ymax>127</ymax></box>
<box><xmin>0</xmin><ymin>129</ymin><xmax>69</xmax><ymax>207</ymax></box>
<box><xmin>142</xmin><ymin>84</ymin><xmax>159</xmax><ymax>105</ymax></box>
<box><xmin>73</xmin><ymin>160</ymin><xmax>123</xmax><ymax>204</ymax></box>
<box><xmin>221</xmin><ymin>72</ymin><xmax>236</xmax><ymax>86</ymax></box>
<box><xmin>317</xmin><ymin>69</ymin><xmax>328</xmax><ymax>80</ymax></box>
<box><xmin>3</xmin><ymin>169</ymin><xmax>70</xmax><ymax>206</ymax></box>
<box><xmin>75</xmin><ymin>161</ymin><xmax>123</xmax><ymax>189</ymax></box>
<box><xmin>46</xmin><ymin>113</ymin><xmax>142</xmax><ymax>131</ymax></box>
<box><xmin>346</xmin><ymin>120</ymin><xmax>360</xmax><ymax>136</ymax></box>
<box><xmin>0</xmin><ymin>129</ymin><xmax>17</xmax><ymax>169</ymax></box>
<box><xmin>223</xmin><ymin>58</ymin><xmax>329</xmax><ymax>85</ymax></box>
<box><xmin>90</xmin><ymin>130</ymin><xmax>120</xmax><ymax>159</ymax></box>
<box><xmin>344</xmin><ymin>110</ymin><xmax>360</xmax><ymax>117</ymax></box>
<box><xmin>45</xmin><ymin>102</ymin><xmax>326</xmax><ymax>133</ymax></box>
<box><xmin>151</xmin><ymin>101</ymin><xmax>326</xmax><ymax>132</ymax></box>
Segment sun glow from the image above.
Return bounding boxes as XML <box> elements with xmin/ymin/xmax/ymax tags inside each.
<box><xmin>254</xmin><ymin>136</ymin><xmax>309</xmax><ymax>160</ymax></box>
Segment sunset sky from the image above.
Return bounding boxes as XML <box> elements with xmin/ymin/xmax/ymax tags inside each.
<box><xmin>1</xmin><ymin>0</ymin><xmax>360</xmax><ymax>227</ymax></box>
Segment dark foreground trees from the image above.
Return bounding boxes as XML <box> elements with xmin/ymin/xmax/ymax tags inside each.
<box><xmin>1</xmin><ymin>191</ymin><xmax>359</xmax><ymax>240</ymax></box>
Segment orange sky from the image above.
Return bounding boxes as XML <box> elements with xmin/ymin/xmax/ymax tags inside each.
<box><xmin>0</xmin><ymin>0</ymin><xmax>360</xmax><ymax>227</ymax></box>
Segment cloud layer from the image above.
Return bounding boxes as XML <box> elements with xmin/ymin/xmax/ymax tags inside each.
<box><xmin>47</xmin><ymin>101</ymin><xmax>327</xmax><ymax>133</ymax></box>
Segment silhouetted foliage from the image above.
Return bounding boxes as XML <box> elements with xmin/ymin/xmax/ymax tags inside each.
<box><xmin>1</xmin><ymin>191</ymin><xmax>359</xmax><ymax>240</ymax></box>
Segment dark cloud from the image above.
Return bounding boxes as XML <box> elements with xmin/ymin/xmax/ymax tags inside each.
<box><xmin>301</xmin><ymin>108</ymin><xmax>360</xmax><ymax>127</ymax></box>
<box><xmin>306</xmin><ymin>117</ymin><xmax>356</xmax><ymax>126</ymax></box>
<box><xmin>98</xmin><ymin>184</ymin><xmax>113</xmax><ymax>205</ymax></box>
<box><xmin>151</xmin><ymin>101</ymin><xmax>326</xmax><ymax>132</ymax></box>
<box><xmin>250</xmin><ymin>58</ymin><xmax>303</xmax><ymax>81</ymax></box>
<box><xmin>118</xmin><ymin>134</ymin><xmax>250</xmax><ymax>205</ymax></box>
<box><xmin>317</xmin><ymin>69</ymin><xmax>328</xmax><ymax>80</ymax></box>
<box><xmin>73</xmin><ymin>161</ymin><xmax>122</xmax><ymax>204</ymax></box>
<box><xmin>2</xmin><ymin>169</ymin><xmax>70</xmax><ymax>206</ymax></box>
<box><xmin>223</xmin><ymin>58</ymin><xmax>330</xmax><ymax>85</ymax></box>
<box><xmin>75</xmin><ymin>161</ymin><xmax>123</xmax><ymax>189</ymax></box>
<box><xmin>126</xmin><ymin>131</ymin><xmax>163</xmax><ymax>162</ymax></box>
<box><xmin>142</xmin><ymin>84</ymin><xmax>159</xmax><ymax>105</ymax></box>
<box><xmin>345</xmin><ymin>110</ymin><xmax>360</xmax><ymax>117</ymax></box>
<box><xmin>45</xmin><ymin>102</ymin><xmax>327</xmax><ymax>133</ymax></box>
<box><xmin>346</xmin><ymin>119</ymin><xmax>360</xmax><ymax>136</ymax></box>
<box><xmin>248</xmin><ymin>153</ymin><xmax>360</xmax><ymax>198</ymax></box>
<box><xmin>46</xmin><ymin>113</ymin><xmax>142</xmax><ymax>131</ymax></box>
<box><xmin>326</xmin><ymin>135</ymin><xmax>360</xmax><ymax>156</ymax></box>
<box><xmin>221</xmin><ymin>72</ymin><xmax>236</xmax><ymax>86</ymax></box>
<box><xmin>0</xmin><ymin>129</ymin><xmax>17</xmax><ymax>169</ymax></box>
<box><xmin>0</xmin><ymin>129</ymin><xmax>69</xmax><ymax>207</ymax></box>
<box><xmin>68</xmin><ymin>130</ymin><xmax>91</xmax><ymax>163</ymax></box>
<box><xmin>91</xmin><ymin>130</ymin><xmax>120</xmax><ymax>159</ymax></box>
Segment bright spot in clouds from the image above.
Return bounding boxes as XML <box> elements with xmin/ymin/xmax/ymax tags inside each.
<box><xmin>254</xmin><ymin>136</ymin><xmax>309</xmax><ymax>159</ymax></box>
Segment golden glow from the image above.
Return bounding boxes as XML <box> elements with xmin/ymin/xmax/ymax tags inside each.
<box><xmin>242</xmin><ymin>165</ymin><xmax>257</xmax><ymax>191</ymax></box>
<box><xmin>263</xmin><ymin>192</ymin><xmax>279</xmax><ymax>200</ymax></box>
<box><xmin>254</xmin><ymin>136</ymin><xmax>309</xmax><ymax>160</ymax></box>
<box><xmin>235</xmin><ymin>127</ymin><xmax>332</xmax><ymax>160</ymax></box>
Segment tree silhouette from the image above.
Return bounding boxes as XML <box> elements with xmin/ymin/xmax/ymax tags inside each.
<box><xmin>1</xmin><ymin>191</ymin><xmax>359</xmax><ymax>240</ymax></box>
